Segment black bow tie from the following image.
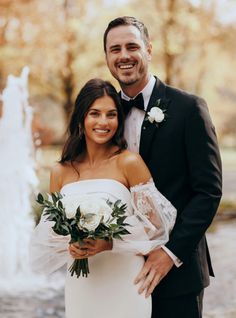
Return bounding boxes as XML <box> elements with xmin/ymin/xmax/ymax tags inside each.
<box><xmin>121</xmin><ymin>93</ymin><xmax>145</xmax><ymax>116</ymax></box>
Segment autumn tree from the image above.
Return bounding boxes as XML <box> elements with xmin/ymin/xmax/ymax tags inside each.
<box><xmin>0</xmin><ymin>0</ymin><xmax>235</xmax><ymax>143</ymax></box>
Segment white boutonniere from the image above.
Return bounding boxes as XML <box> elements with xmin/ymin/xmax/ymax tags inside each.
<box><xmin>146</xmin><ymin>99</ymin><xmax>167</xmax><ymax>127</ymax></box>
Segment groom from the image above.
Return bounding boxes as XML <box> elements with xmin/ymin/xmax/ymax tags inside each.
<box><xmin>103</xmin><ymin>16</ymin><xmax>222</xmax><ymax>318</ymax></box>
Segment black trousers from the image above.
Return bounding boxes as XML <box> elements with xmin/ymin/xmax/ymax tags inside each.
<box><xmin>151</xmin><ymin>290</ymin><xmax>204</xmax><ymax>318</ymax></box>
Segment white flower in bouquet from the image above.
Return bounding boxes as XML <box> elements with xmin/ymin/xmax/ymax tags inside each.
<box><xmin>79</xmin><ymin>212</ymin><xmax>101</xmax><ymax>231</ymax></box>
<box><xmin>61</xmin><ymin>195</ymin><xmax>96</xmax><ymax>218</ymax></box>
<box><xmin>62</xmin><ymin>195</ymin><xmax>112</xmax><ymax>227</ymax></box>
<box><xmin>78</xmin><ymin>199</ymin><xmax>112</xmax><ymax>231</ymax></box>
<box><xmin>61</xmin><ymin>195</ymin><xmax>82</xmax><ymax>218</ymax></box>
<box><xmin>37</xmin><ymin>192</ymin><xmax>129</xmax><ymax>278</ymax></box>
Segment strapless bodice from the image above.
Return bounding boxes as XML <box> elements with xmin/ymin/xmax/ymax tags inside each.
<box><xmin>60</xmin><ymin>179</ymin><xmax>132</xmax><ymax>214</ymax></box>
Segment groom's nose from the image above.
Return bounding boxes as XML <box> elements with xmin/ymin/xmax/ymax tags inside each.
<box><xmin>120</xmin><ymin>48</ymin><xmax>130</xmax><ymax>60</ymax></box>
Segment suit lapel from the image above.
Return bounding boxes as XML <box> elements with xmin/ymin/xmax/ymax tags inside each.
<box><xmin>139</xmin><ymin>77</ymin><xmax>167</xmax><ymax>160</ymax></box>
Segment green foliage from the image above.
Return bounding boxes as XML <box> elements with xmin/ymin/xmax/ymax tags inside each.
<box><xmin>36</xmin><ymin>192</ymin><xmax>131</xmax><ymax>278</ymax></box>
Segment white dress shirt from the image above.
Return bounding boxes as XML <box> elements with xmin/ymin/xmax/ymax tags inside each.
<box><xmin>122</xmin><ymin>76</ymin><xmax>155</xmax><ymax>152</ymax></box>
<box><xmin>121</xmin><ymin>75</ymin><xmax>182</xmax><ymax>267</ymax></box>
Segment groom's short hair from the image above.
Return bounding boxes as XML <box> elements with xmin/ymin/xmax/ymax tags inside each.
<box><xmin>103</xmin><ymin>16</ymin><xmax>150</xmax><ymax>52</ymax></box>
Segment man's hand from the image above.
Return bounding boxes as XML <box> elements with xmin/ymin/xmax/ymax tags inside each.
<box><xmin>134</xmin><ymin>248</ymin><xmax>174</xmax><ymax>298</ymax></box>
<box><xmin>69</xmin><ymin>239</ymin><xmax>112</xmax><ymax>259</ymax></box>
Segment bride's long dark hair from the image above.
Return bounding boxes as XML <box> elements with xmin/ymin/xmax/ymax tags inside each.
<box><xmin>59</xmin><ymin>78</ymin><xmax>127</xmax><ymax>165</ymax></box>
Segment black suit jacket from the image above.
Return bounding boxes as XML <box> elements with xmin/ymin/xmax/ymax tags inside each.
<box><xmin>139</xmin><ymin>78</ymin><xmax>222</xmax><ymax>297</ymax></box>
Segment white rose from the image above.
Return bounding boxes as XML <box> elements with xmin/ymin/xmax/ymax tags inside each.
<box><xmin>61</xmin><ymin>195</ymin><xmax>112</xmax><ymax>228</ymax></box>
<box><xmin>61</xmin><ymin>194</ymin><xmax>82</xmax><ymax>218</ymax></box>
<box><xmin>97</xmin><ymin>200</ymin><xmax>112</xmax><ymax>223</ymax></box>
<box><xmin>61</xmin><ymin>195</ymin><xmax>87</xmax><ymax>219</ymax></box>
<box><xmin>147</xmin><ymin>107</ymin><xmax>165</xmax><ymax>123</ymax></box>
<box><xmin>78</xmin><ymin>198</ymin><xmax>112</xmax><ymax>231</ymax></box>
<box><xmin>79</xmin><ymin>213</ymin><xmax>101</xmax><ymax>231</ymax></box>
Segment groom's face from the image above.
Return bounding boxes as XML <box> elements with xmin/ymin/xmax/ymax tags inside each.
<box><xmin>105</xmin><ymin>25</ymin><xmax>152</xmax><ymax>93</ymax></box>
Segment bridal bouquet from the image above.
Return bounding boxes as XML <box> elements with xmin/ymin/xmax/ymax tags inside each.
<box><xmin>36</xmin><ymin>192</ymin><xmax>130</xmax><ymax>278</ymax></box>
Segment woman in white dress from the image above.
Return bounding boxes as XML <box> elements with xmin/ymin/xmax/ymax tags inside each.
<box><xmin>30</xmin><ymin>79</ymin><xmax>176</xmax><ymax>318</ymax></box>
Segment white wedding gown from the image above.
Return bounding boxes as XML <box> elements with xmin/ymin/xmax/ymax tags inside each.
<box><xmin>30</xmin><ymin>179</ymin><xmax>176</xmax><ymax>318</ymax></box>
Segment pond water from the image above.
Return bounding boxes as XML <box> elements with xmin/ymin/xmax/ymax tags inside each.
<box><xmin>0</xmin><ymin>220</ymin><xmax>235</xmax><ymax>318</ymax></box>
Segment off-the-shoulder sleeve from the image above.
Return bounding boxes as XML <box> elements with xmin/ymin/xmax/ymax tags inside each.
<box><xmin>112</xmin><ymin>179</ymin><xmax>177</xmax><ymax>255</ymax></box>
<box><xmin>29</xmin><ymin>210</ymin><xmax>70</xmax><ymax>275</ymax></box>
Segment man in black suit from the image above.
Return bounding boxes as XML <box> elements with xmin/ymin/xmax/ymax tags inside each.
<box><xmin>103</xmin><ymin>16</ymin><xmax>222</xmax><ymax>318</ymax></box>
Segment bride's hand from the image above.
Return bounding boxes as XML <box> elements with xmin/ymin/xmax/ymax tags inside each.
<box><xmin>83</xmin><ymin>238</ymin><xmax>113</xmax><ymax>256</ymax></box>
<box><xmin>69</xmin><ymin>242</ymin><xmax>89</xmax><ymax>259</ymax></box>
<box><xmin>69</xmin><ymin>239</ymin><xmax>112</xmax><ymax>259</ymax></box>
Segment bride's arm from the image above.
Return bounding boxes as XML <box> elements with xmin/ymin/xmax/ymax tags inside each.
<box><xmin>29</xmin><ymin>164</ymin><xmax>70</xmax><ymax>274</ymax></box>
<box><xmin>50</xmin><ymin>162</ymin><xmax>63</xmax><ymax>192</ymax></box>
<box><xmin>111</xmin><ymin>151</ymin><xmax>177</xmax><ymax>255</ymax></box>
<box><xmin>29</xmin><ymin>211</ymin><xmax>70</xmax><ymax>274</ymax></box>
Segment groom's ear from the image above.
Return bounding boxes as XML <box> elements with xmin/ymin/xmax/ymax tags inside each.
<box><xmin>146</xmin><ymin>42</ymin><xmax>152</xmax><ymax>61</ymax></box>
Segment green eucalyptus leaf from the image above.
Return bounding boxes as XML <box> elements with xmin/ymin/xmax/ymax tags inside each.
<box><xmin>51</xmin><ymin>193</ymin><xmax>58</xmax><ymax>205</ymax></box>
<box><xmin>117</xmin><ymin>216</ymin><xmax>126</xmax><ymax>225</ymax></box>
<box><xmin>58</xmin><ymin>200</ymin><xmax>63</xmax><ymax>209</ymax></box>
<box><xmin>57</xmin><ymin>192</ymin><xmax>63</xmax><ymax>199</ymax></box>
<box><xmin>36</xmin><ymin>193</ymin><xmax>44</xmax><ymax>204</ymax></box>
<box><xmin>60</xmin><ymin>224</ymin><xmax>69</xmax><ymax>233</ymax></box>
<box><xmin>45</xmin><ymin>199</ymin><xmax>52</xmax><ymax>205</ymax></box>
<box><xmin>114</xmin><ymin>199</ymin><xmax>121</xmax><ymax>206</ymax></box>
<box><xmin>75</xmin><ymin>206</ymin><xmax>81</xmax><ymax>220</ymax></box>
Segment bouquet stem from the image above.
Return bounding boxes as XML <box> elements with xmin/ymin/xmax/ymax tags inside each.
<box><xmin>69</xmin><ymin>259</ymin><xmax>90</xmax><ymax>278</ymax></box>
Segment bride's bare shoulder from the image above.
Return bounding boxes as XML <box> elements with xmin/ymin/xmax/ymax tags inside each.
<box><xmin>50</xmin><ymin>162</ymin><xmax>70</xmax><ymax>191</ymax></box>
<box><xmin>50</xmin><ymin>162</ymin><xmax>67</xmax><ymax>177</ymax></box>
<box><xmin>117</xmin><ymin>150</ymin><xmax>151</xmax><ymax>186</ymax></box>
<box><xmin>117</xmin><ymin>150</ymin><xmax>144</xmax><ymax>167</ymax></box>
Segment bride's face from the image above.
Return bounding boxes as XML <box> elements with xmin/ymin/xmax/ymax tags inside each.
<box><xmin>83</xmin><ymin>95</ymin><xmax>119</xmax><ymax>146</ymax></box>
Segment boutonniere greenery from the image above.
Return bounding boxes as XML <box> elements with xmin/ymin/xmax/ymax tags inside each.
<box><xmin>145</xmin><ymin>99</ymin><xmax>168</xmax><ymax>127</ymax></box>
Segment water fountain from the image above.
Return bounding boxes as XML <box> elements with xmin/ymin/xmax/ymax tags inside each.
<box><xmin>0</xmin><ymin>68</ymin><xmax>67</xmax><ymax>318</ymax></box>
<box><xmin>0</xmin><ymin>67</ymin><xmax>40</xmax><ymax>293</ymax></box>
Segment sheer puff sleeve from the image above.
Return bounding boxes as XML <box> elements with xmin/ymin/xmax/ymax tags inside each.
<box><xmin>29</xmin><ymin>211</ymin><xmax>70</xmax><ymax>275</ymax></box>
<box><xmin>112</xmin><ymin>179</ymin><xmax>177</xmax><ymax>255</ymax></box>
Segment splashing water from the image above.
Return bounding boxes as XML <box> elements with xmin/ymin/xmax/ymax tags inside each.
<box><xmin>0</xmin><ymin>67</ymin><xmax>44</xmax><ymax>294</ymax></box>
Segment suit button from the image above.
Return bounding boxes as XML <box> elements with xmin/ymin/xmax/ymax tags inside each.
<box><xmin>143</xmin><ymin>126</ymin><xmax>146</xmax><ymax>130</ymax></box>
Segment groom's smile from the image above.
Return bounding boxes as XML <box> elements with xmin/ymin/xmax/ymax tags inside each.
<box><xmin>105</xmin><ymin>24</ymin><xmax>152</xmax><ymax>95</ymax></box>
<box><xmin>118</xmin><ymin>63</ymin><xmax>135</xmax><ymax>70</ymax></box>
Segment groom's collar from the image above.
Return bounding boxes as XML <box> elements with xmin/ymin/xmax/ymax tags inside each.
<box><xmin>145</xmin><ymin>76</ymin><xmax>167</xmax><ymax>112</ymax></box>
<box><xmin>120</xmin><ymin>75</ymin><xmax>156</xmax><ymax>111</ymax></box>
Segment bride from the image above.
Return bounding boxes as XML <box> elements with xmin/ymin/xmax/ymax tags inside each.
<box><xmin>30</xmin><ymin>78</ymin><xmax>176</xmax><ymax>318</ymax></box>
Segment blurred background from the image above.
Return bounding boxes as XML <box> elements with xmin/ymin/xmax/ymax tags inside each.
<box><xmin>0</xmin><ymin>0</ymin><xmax>235</xmax><ymax>317</ymax></box>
